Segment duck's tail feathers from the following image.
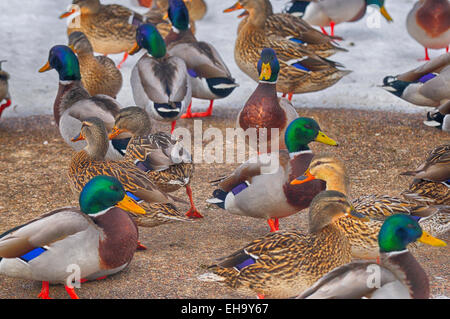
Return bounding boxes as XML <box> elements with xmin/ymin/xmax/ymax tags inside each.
<box><xmin>206</xmin><ymin>189</ymin><xmax>227</xmax><ymax>209</ymax></box>
<box><xmin>197</xmin><ymin>272</ymin><xmax>225</xmax><ymax>282</ymax></box>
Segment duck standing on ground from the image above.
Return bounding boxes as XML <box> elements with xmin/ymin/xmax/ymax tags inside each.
<box><xmin>128</xmin><ymin>23</ymin><xmax>191</xmax><ymax>133</ymax></box>
<box><xmin>166</xmin><ymin>0</ymin><xmax>239</xmax><ymax>118</ymax></box>
<box><xmin>68</xmin><ymin>31</ymin><xmax>123</xmax><ymax>98</ymax></box>
<box><xmin>207</xmin><ymin>117</ymin><xmax>338</xmax><ymax>232</ymax></box>
<box><xmin>406</xmin><ymin>0</ymin><xmax>450</xmax><ymax>61</ymax></box>
<box><xmin>39</xmin><ymin>45</ymin><xmax>129</xmax><ymax>160</ymax></box>
<box><xmin>109</xmin><ymin>107</ymin><xmax>203</xmax><ymax>219</ymax></box>
<box><xmin>0</xmin><ymin>176</ymin><xmax>146</xmax><ymax>299</ymax></box>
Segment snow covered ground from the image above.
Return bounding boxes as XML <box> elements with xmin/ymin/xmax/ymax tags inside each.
<box><xmin>0</xmin><ymin>0</ymin><xmax>447</xmax><ymax>118</ymax></box>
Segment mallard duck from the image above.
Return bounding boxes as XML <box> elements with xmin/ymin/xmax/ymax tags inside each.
<box><xmin>207</xmin><ymin>117</ymin><xmax>338</xmax><ymax>232</ymax></box>
<box><xmin>382</xmin><ymin>53</ymin><xmax>450</xmax><ymax>130</ymax></box>
<box><xmin>297</xmin><ymin>214</ymin><xmax>447</xmax><ymax>299</ymax></box>
<box><xmin>166</xmin><ymin>0</ymin><xmax>239</xmax><ymax>118</ymax></box>
<box><xmin>0</xmin><ymin>60</ymin><xmax>11</xmax><ymax>118</ymax></box>
<box><xmin>282</xmin><ymin>0</ymin><xmax>393</xmax><ymax>36</ymax></box>
<box><xmin>39</xmin><ymin>45</ymin><xmax>129</xmax><ymax>160</ymax></box>
<box><xmin>199</xmin><ymin>191</ymin><xmax>363</xmax><ymax>299</ymax></box>
<box><xmin>401</xmin><ymin>144</ymin><xmax>450</xmax><ymax>182</ymax></box>
<box><xmin>229</xmin><ymin>0</ymin><xmax>347</xmax><ymax>58</ymax></box>
<box><xmin>407</xmin><ymin>0</ymin><xmax>450</xmax><ymax>61</ymax></box>
<box><xmin>69</xmin><ymin>117</ymin><xmax>191</xmax><ymax>228</ymax></box>
<box><xmin>0</xmin><ymin>175</ymin><xmax>146</xmax><ymax>299</ymax></box>
<box><xmin>68</xmin><ymin>31</ymin><xmax>122</xmax><ymax>98</ymax></box>
<box><xmin>60</xmin><ymin>0</ymin><xmax>150</xmax><ymax>69</ymax></box>
<box><xmin>128</xmin><ymin>23</ymin><xmax>191</xmax><ymax>133</ymax></box>
<box><xmin>224</xmin><ymin>0</ymin><xmax>350</xmax><ymax>101</ymax></box>
<box><xmin>292</xmin><ymin>155</ymin><xmax>449</xmax><ymax>259</ymax></box>
<box><xmin>109</xmin><ymin>106</ymin><xmax>202</xmax><ymax>219</ymax></box>
<box><xmin>237</xmin><ymin>48</ymin><xmax>299</xmax><ymax>152</ymax></box>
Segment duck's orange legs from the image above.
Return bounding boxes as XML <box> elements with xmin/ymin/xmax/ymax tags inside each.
<box><xmin>321</xmin><ymin>21</ymin><xmax>335</xmax><ymax>36</ymax></box>
<box><xmin>0</xmin><ymin>99</ymin><xmax>11</xmax><ymax>118</ymax></box>
<box><xmin>37</xmin><ymin>281</ymin><xmax>51</xmax><ymax>299</ymax></box>
<box><xmin>181</xmin><ymin>100</ymin><xmax>214</xmax><ymax>118</ymax></box>
<box><xmin>420</xmin><ymin>48</ymin><xmax>431</xmax><ymax>61</ymax></box>
<box><xmin>64</xmin><ymin>285</ymin><xmax>79</xmax><ymax>299</ymax></box>
<box><xmin>117</xmin><ymin>52</ymin><xmax>129</xmax><ymax>69</ymax></box>
<box><xmin>185</xmin><ymin>185</ymin><xmax>203</xmax><ymax>218</ymax></box>
<box><xmin>171</xmin><ymin>121</ymin><xmax>177</xmax><ymax>134</ymax></box>
<box><xmin>257</xmin><ymin>294</ymin><xmax>265</xmax><ymax>299</ymax></box>
<box><xmin>281</xmin><ymin>93</ymin><xmax>293</xmax><ymax>101</ymax></box>
<box><xmin>137</xmin><ymin>241</ymin><xmax>148</xmax><ymax>250</ymax></box>
<box><xmin>267</xmin><ymin>218</ymin><xmax>279</xmax><ymax>232</ymax></box>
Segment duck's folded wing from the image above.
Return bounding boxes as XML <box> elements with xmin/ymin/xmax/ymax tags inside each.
<box><xmin>68</xmin><ymin>96</ymin><xmax>121</xmax><ymax>131</ymax></box>
<box><xmin>0</xmin><ymin>208</ymin><xmax>90</xmax><ymax>258</ymax></box>
<box><xmin>297</xmin><ymin>261</ymin><xmax>398</xmax><ymax>299</ymax></box>
<box><xmin>397</xmin><ymin>53</ymin><xmax>450</xmax><ymax>82</ymax></box>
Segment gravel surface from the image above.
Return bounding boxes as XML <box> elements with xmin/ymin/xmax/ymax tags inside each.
<box><xmin>0</xmin><ymin>108</ymin><xmax>448</xmax><ymax>299</ymax></box>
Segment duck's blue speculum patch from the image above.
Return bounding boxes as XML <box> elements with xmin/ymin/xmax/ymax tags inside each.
<box><xmin>126</xmin><ymin>191</ymin><xmax>141</xmax><ymax>202</ymax></box>
<box><xmin>20</xmin><ymin>247</ymin><xmax>47</xmax><ymax>262</ymax></box>
<box><xmin>234</xmin><ymin>257</ymin><xmax>256</xmax><ymax>271</ymax></box>
<box><xmin>231</xmin><ymin>182</ymin><xmax>249</xmax><ymax>196</ymax></box>
<box><xmin>418</xmin><ymin>73</ymin><xmax>437</xmax><ymax>83</ymax></box>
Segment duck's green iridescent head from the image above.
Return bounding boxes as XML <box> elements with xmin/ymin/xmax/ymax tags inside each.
<box><xmin>285</xmin><ymin>118</ymin><xmax>338</xmax><ymax>153</ymax></box>
<box><xmin>38</xmin><ymin>45</ymin><xmax>81</xmax><ymax>81</ymax></box>
<box><xmin>79</xmin><ymin>175</ymin><xmax>146</xmax><ymax>216</ymax></box>
<box><xmin>365</xmin><ymin>0</ymin><xmax>393</xmax><ymax>22</ymax></box>
<box><xmin>257</xmin><ymin>48</ymin><xmax>280</xmax><ymax>83</ymax></box>
<box><xmin>378</xmin><ymin>215</ymin><xmax>446</xmax><ymax>253</ymax></box>
<box><xmin>168</xmin><ymin>0</ymin><xmax>190</xmax><ymax>31</ymax></box>
<box><xmin>129</xmin><ymin>24</ymin><xmax>166</xmax><ymax>58</ymax></box>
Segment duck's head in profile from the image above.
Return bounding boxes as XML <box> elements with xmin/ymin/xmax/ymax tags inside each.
<box><xmin>257</xmin><ymin>48</ymin><xmax>280</xmax><ymax>83</ymax></box>
<box><xmin>39</xmin><ymin>45</ymin><xmax>81</xmax><ymax>81</ymax></box>
<box><xmin>378</xmin><ymin>214</ymin><xmax>446</xmax><ymax>253</ymax></box>
<box><xmin>80</xmin><ymin>175</ymin><xmax>146</xmax><ymax>216</ymax></box>
<box><xmin>129</xmin><ymin>24</ymin><xmax>167</xmax><ymax>59</ymax></box>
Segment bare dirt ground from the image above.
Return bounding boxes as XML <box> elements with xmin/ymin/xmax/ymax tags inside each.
<box><xmin>0</xmin><ymin>107</ymin><xmax>448</xmax><ymax>299</ymax></box>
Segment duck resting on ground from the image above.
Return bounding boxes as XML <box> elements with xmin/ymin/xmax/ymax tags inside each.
<box><xmin>0</xmin><ymin>60</ymin><xmax>11</xmax><ymax>118</ymax></box>
<box><xmin>0</xmin><ymin>175</ymin><xmax>146</xmax><ymax>299</ymax></box>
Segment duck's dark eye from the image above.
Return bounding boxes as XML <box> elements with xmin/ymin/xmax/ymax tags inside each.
<box><xmin>110</xmin><ymin>185</ymin><xmax>119</xmax><ymax>192</ymax></box>
<box><xmin>407</xmin><ymin>223</ymin><xmax>415</xmax><ymax>229</ymax></box>
<box><xmin>304</xmin><ymin>124</ymin><xmax>312</xmax><ymax>130</ymax></box>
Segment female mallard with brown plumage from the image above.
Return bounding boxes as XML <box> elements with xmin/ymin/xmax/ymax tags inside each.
<box><xmin>0</xmin><ymin>176</ymin><xmax>146</xmax><ymax>299</ymax></box>
<box><xmin>406</xmin><ymin>0</ymin><xmax>450</xmax><ymax>61</ymax></box>
<box><xmin>207</xmin><ymin>117</ymin><xmax>338</xmax><ymax>232</ymax></box>
<box><xmin>165</xmin><ymin>0</ymin><xmax>239</xmax><ymax>118</ymax></box>
<box><xmin>0</xmin><ymin>60</ymin><xmax>11</xmax><ymax>118</ymax></box>
<box><xmin>109</xmin><ymin>107</ymin><xmax>203</xmax><ymax>219</ymax></box>
<box><xmin>128</xmin><ymin>23</ymin><xmax>191</xmax><ymax>133</ymax></box>
<box><xmin>224</xmin><ymin>0</ymin><xmax>350</xmax><ymax>101</ymax></box>
<box><xmin>297</xmin><ymin>214</ymin><xmax>447</xmax><ymax>299</ymax></box>
<box><xmin>401</xmin><ymin>144</ymin><xmax>450</xmax><ymax>182</ymax></box>
<box><xmin>292</xmin><ymin>155</ymin><xmax>449</xmax><ymax>259</ymax></box>
<box><xmin>229</xmin><ymin>0</ymin><xmax>347</xmax><ymax>58</ymax></box>
<box><xmin>200</xmin><ymin>191</ymin><xmax>363</xmax><ymax>299</ymax></box>
<box><xmin>38</xmin><ymin>45</ymin><xmax>129</xmax><ymax>160</ymax></box>
<box><xmin>68</xmin><ymin>31</ymin><xmax>122</xmax><ymax>98</ymax></box>
<box><xmin>69</xmin><ymin>117</ymin><xmax>191</xmax><ymax>230</ymax></box>
<box><xmin>237</xmin><ymin>48</ymin><xmax>299</xmax><ymax>152</ymax></box>
<box><xmin>60</xmin><ymin>0</ymin><xmax>150</xmax><ymax>68</ymax></box>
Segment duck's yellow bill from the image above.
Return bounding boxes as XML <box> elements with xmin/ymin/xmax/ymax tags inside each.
<box><xmin>418</xmin><ymin>231</ymin><xmax>447</xmax><ymax>247</ymax></box>
<box><xmin>68</xmin><ymin>44</ymin><xmax>76</xmax><ymax>52</ymax></box>
<box><xmin>116</xmin><ymin>194</ymin><xmax>147</xmax><ymax>215</ymax></box>
<box><xmin>60</xmin><ymin>9</ymin><xmax>76</xmax><ymax>19</ymax></box>
<box><xmin>380</xmin><ymin>6</ymin><xmax>393</xmax><ymax>22</ymax></box>
<box><xmin>224</xmin><ymin>2</ymin><xmax>244</xmax><ymax>13</ymax></box>
<box><xmin>259</xmin><ymin>62</ymin><xmax>272</xmax><ymax>81</ymax></box>
<box><xmin>39</xmin><ymin>61</ymin><xmax>52</xmax><ymax>73</ymax></box>
<box><xmin>315</xmin><ymin>131</ymin><xmax>338</xmax><ymax>146</ymax></box>
<box><xmin>108</xmin><ymin>126</ymin><xmax>126</xmax><ymax>140</ymax></box>
<box><xmin>71</xmin><ymin>132</ymin><xmax>85</xmax><ymax>142</ymax></box>
<box><xmin>290</xmin><ymin>170</ymin><xmax>315</xmax><ymax>185</ymax></box>
<box><xmin>128</xmin><ymin>42</ymin><xmax>141</xmax><ymax>55</ymax></box>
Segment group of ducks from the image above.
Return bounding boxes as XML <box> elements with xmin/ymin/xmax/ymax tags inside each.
<box><xmin>0</xmin><ymin>0</ymin><xmax>449</xmax><ymax>299</ymax></box>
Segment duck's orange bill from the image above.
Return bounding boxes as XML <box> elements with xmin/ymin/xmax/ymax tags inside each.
<box><xmin>418</xmin><ymin>231</ymin><xmax>446</xmax><ymax>247</ymax></box>
<box><xmin>60</xmin><ymin>9</ymin><xmax>76</xmax><ymax>19</ymax></box>
<box><xmin>39</xmin><ymin>61</ymin><xmax>52</xmax><ymax>73</ymax></box>
<box><xmin>128</xmin><ymin>42</ymin><xmax>141</xmax><ymax>55</ymax></box>
<box><xmin>116</xmin><ymin>194</ymin><xmax>147</xmax><ymax>215</ymax></box>
<box><xmin>108</xmin><ymin>127</ymin><xmax>126</xmax><ymax>140</ymax></box>
<box><xmin>224</xmin><ymin>2</ymin><xmax>244</xmax><ymax>13</ymax></box>
<box><xmin>71</xmin><ymin>132</ymin><xmax>85</xmax><ymax>142</ymax></box>
<box><xmin>290</xmin><ymin>170</ymin><xmax>315</xmax><ymax>185</ymax></box>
